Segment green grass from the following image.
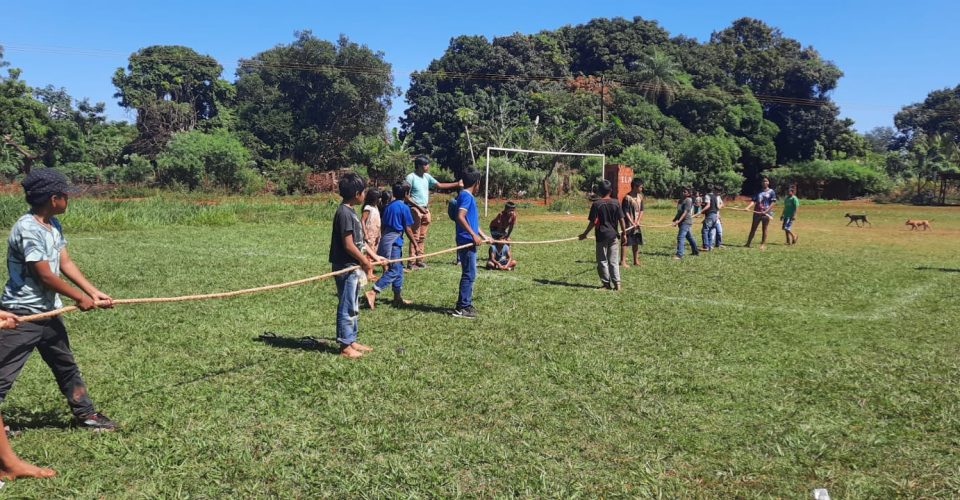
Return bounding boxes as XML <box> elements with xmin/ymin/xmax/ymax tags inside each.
<box><xmin>3</xmin><ymin>194</ymin><xmax>959</xmax><ymax>497</ymax></box>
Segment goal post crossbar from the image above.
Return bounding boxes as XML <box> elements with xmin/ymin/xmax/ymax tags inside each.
<box><xmin>484</xmin><ymin>147</ymin><xmax>606</xmax><ymax>216</ymax></box>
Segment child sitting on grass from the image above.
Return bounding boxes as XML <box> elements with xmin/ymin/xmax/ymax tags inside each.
<box><xmin>329</xmin><ymin>172</ymin><xmax>383</xmax><ymax>359</ymax></box>
<box><xmin>579</xmin><ymin>180</ymin><xmax>626</xmax><ymax>290</ymax></box>
<box><xmin>486</xmin><ymin>242</ymin><xmax>517</xmax><ymax>271</ymax></box>
<box><xmin>0</xmin><ymin>168</ymin><xmax>117</xmax><ymax>435</ymax></box>
<box><xmin>365</xmin><ymin>181</ymin><xmax>419</xmax><ymax>309</ymax></box>
<box><xmin>489</xmin><ymin>201</ymin><xmax>517</xmax><ymax>241</ymax></box>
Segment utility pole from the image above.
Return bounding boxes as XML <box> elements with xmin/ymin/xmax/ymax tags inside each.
<box><xmin>599</xmin><ymin>74</ymin><xmax>606</xmax><ymax>123</ymax></box>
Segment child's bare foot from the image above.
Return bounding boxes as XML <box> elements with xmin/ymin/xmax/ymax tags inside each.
<box><xmin>0</xmin><ymin>459</ymin><xmax>57</xmax><ymax>480</ymax></box>
<box><xmin>364</xmin><ymin>290</ymin><xmax>377</xmax><ymax>310</ymax></box>
<box><xmin>352</xmin><ymin>342</ymin><xmax>373</xmax><ymax>353</ymax></box>
<box><xmin>340</xmin><ymin>345</ymin><xmax>364</xmax><ymax>358</ymax></box>
<box><xmin>613</xmin><ymin>282</ymin><xmax>622</xmax><ymax>291</ymax></box>
<box><xmin>759</xmin><ymin>244</ymin><xmax>766</xmax><ymax>251</ymax></box>
<box><xmin>393</xmin><ymin>297</ymin><xmax>412</xmax><ymax>307</ymax></box>
<box><xmin>632</xmin><ymin>259</ymin><xmax>640</xmax><ymax>266</ymax></box>
<box><xmin>621</xmin><ymin>262</ymin><xmax>629</xmax><ymax>268</ymax></box>
<box><xmin>793</xmin><ymin>235</ymin><xmax>799</xmax><ymax>244</ymax></box>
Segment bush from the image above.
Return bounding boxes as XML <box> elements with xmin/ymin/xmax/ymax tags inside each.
<box><xmin>156</xmin><ymin>130</ymin><xmax>255</xmax><ymax>192</ymax></box>
<box><xmin>261</xmin><ymin>159</ymin><xmax>311</xmax><ymax>195</ymax></box>
<box><xmin>612</xmin><ymin>145</ymin><xmax>682</xmax><ymax>198</ymax></box>
<box><xmin>486</xmin><ymin>157</ymin><xmax>541</xmax><ymax>198</ymax></box>
<box><xmin>120</xmin><ymin>154</ymin><xmax>155</xmax><ymax>184</ymax></box>
<box><xmin>766</xmin><ymin>160</ymin><xmax>892</xmax><ymax>199</ymax></box>
<box><xmin>59</xmin><ymin>162</ymin><xmax>102</xmax><ymax>184</ymax></box>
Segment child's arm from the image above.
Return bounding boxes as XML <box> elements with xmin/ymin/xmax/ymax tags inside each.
<box><xmin>579</xmin><ymin>221</ymin><xmax>595</xmax><ymax>240</ymax></box>
<box><xmin>29</xmin><ymin>257</ymin><xmax>97</xmax><ymax>311</ymax></box>
<box><xmin>456</xmin><ymin>209</ymin><xmax>484</xmax><ymax>246</ymax></box>
<box><xmin>343</xmin><ymin>232</ymin><xmax>373</xmax><ymax>275</ymax></box>
<box><xmin>403</xmin><ymin>225</ymin><xmax>421</xmax><ymax>254</ymax></box>
<box><xmin>504</xmin><ymin>221</ymin><xmax>515</xmax><ymax>240</ymax></box>
<box><xmin>360</xmin><ymin>209</ymin><xmax>369</xmax><ymax>226</ymax></box>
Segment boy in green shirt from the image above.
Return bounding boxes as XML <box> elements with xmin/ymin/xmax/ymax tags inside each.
<box><xmin>781</xmin><ymin>185</ymin><xmax>800</xmax><ymax>245</ymax></box>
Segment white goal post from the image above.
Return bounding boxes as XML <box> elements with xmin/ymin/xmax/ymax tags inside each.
<box><xmin>483</xmin><ymin>147</ymin><xmax>606</xmax><ymax>216</ymax></box>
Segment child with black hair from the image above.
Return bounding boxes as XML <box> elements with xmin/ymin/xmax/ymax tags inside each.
<box><xmin>361</xmin><ymin>188</ymin><xmax>383</xmax><ymax>272</ymax></box>
<box><xmin>365</xmin><ymin>181</ymin><xmax>419</xmax><ymax>310</ymax></box>
<box><xmin>579</xmin><ymin>179</ymin><xmax>626</xmax><ymax>290</ymax></box>
<box><xmin>451</xmin><ymin>169</ymin><xmax>490</xmax><ymax>318</ymax></box>
<box><xmin>620</xmin><ymin>178</ymin><xmax>644</xmax><ymax>267</ymax></box>
<box><xmin>0</xmin><ymin>168</ymin><xmax>117</xmax><ymax>443</ymax></box>
<box><xmin>329</xmin><ymin>172</ymin><xmax>383</xmax><ymax>359</ymax></box>
<box><xmin>489</xmin><ymin>201</ymin><xmax>517</xmax><ymax>241</ymax></box>
<box><xmin>671</xmin><ymin>186</ymin><xmax>700</xmax><ymax>259</ymax></box>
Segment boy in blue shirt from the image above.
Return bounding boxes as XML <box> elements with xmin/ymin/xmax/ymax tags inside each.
<box><xmin>451</xmin><ymin>169</ymin><xmax>490</xmax><ymax>319</ymax></box>
<box><xmin>330</xmin><ymin>172</ymin><xmax>383</xmax><ymax>359</ymax></box>
<box><xmin>0</xmin><ymin>168</ymin><xmax>117</xmax><ymax>441</ymax></box>
<box><xmin>365</xmin><ymin>181</ymin><xmax>420</xmax><ymax>310</ymax></box>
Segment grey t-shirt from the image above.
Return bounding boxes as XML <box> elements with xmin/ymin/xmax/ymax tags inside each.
<box><xmin>2</xmin><ymin>214</ymin><xmax>66</xmax><ymax>313</ymax></box>
<box><xmin>675</xmin><ymin>197</ymin><xmax>694</xmax><ymax>226</ymax></box>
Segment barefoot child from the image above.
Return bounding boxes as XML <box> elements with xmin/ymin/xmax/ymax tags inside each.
<box><xmin>745</xmin><ymin>176</ymin><xmax>777</xmax><ymax>250</ymax></box>
<box><xmin>781</xmin><ymin>185</ymin><xmax>800</xmax><ymax>245</ymax></box>
<box><xmin>451</xmin><ymin>169</ymin><xmax>489</xmax><ymax>318</ymax></box>
<box><xmin>486</xmin><ymin>242</ymin><xmax>517</xmax><ymax>270</ymax></box>
<box><xmin>330</xmin><ymin>172</ymin><xmax>382</xmax><ymax>359</ymax></box>
<box><xmin>489</xmin><ymin>201</ymin><xmax>517</xmax><ymax>241</ymax></box>
<box><xmin>0</xmin><ymin>311</ymin><xmax>56</xmax><ymax>480</ymax></box>
<box><xmin>620</xmin><ymin>178</ymin><xmax>644</xmax><ymax>267</ymax></box>
<box><xmin>365</xmin><ymin>181</ymin><xmax>420</xmax><ymax>309</ymax></box>
<box><xmin>671</xmin><ymin>186</ymin><xmax>700</xmax><ymax>259</ymax></box>
<box><xmin>579</xmin><ymin>180</ymin><xmax>626</xmax><ymax>290</ymax></box>
<box><xmin>361</xmin><ymin>188</ymin><xmax>384</xmax><ymax>272</ymax></box>
<box><xmin>0</xmin><ymin>168</ymin><xmax>117</xmax><ymax>433</ymax></box>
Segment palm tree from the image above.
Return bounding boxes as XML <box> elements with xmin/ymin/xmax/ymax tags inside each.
<box><xmin>634</xmin><ymin>50</ymin><xmax>681</xmax><ymax>108</ymax></box>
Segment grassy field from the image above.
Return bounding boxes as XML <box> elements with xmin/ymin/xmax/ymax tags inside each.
<box><xmin>2</xmin><ymin>193</ymin><xmax>959</xmax><ymax>497</ymax></box>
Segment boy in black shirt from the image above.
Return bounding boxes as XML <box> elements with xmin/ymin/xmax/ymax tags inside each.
<box><xmin>579</xmin><ymin>180</ymin><xmax>626</xmax><ymax>290</ymax></box>
<box><xmin>329</xmin><ymin>172</ymin><xmax>384</xmax><ymax>359</ymax></box>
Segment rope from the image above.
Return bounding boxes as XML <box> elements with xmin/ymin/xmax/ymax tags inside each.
<box><xmin>15</xmin><ymin>222</ymin><xmax>668</xmax><ymax>323</ymax></box>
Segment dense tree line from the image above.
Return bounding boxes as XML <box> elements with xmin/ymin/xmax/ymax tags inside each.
<box><xmin>1</xmin><ymin>18</ymin><xmax>958</xmax><ymax>201</ymax></box>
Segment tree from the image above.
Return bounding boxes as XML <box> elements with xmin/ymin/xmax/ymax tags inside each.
<box><xmin>633</xmin><ymin>49</ymin><xmax>682</xmax><ymax>107</ymax></box>
<box><xmin>235</xmin><ymin>31</ymin><xmax>396</xmax><ymax>170</ymax></box>
<box><xmin>113</xmin><ymin>45</ymin><xmax>225</xmax><ymax>155</ymax></box>
<box><xmin>678</xmin><ymin>134</ymin><xmax>744</xmax><ymax>194</ymax></box>
<box><xmin>864</xmin><ymin>126</ymin><xmax>896</xmax><ymax>153</ymax></box>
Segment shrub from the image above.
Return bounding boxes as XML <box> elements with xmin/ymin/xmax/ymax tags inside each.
<box><xmin>766</xmin><ymin>160</ymin><xmax>892</xmax><ymax>199</ymax></box>
<box><xmin>261</xmin><ymin>159</ymin><xmax>311</xmax><ymax>195</ymax></box>
<box><xmin>156</xmin><ymin>130</ymin><xmax>255</xmax><ymax>192</ymax></box>
<box><xmin>59</xmin><ymin>162</ymin><xmax>102</xmax><ymax>184</ymax></box>
<box><xmin>120</xmin><ymin>154</ymin><xmax>155</xmax><ymax>184</ymax></box>
<box><xmin>485</xmin><ymin>157</ymin><xmax>541</xmax><ymax>198</ymax></box>
<box><xmin>612</xmin><ymin>145</ymin><xmax>682</xmax><ymax>198</ymax></box>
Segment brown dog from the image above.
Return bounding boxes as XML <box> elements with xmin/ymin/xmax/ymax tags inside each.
<box><xmin>905</xmin><ymin>219</ymin><xmax>931</xmax><ymax>230</ymax></box>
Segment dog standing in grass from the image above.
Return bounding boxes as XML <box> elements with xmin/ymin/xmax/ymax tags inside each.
<box><xmin>905</xmin><ymin>219</ymin><xmax>931</xmax><ymax>230</ymax></box>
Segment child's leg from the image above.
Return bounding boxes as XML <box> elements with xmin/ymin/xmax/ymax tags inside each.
<box><xmin>0</xmin><ymin>412</ymin><xmax>55</xmax><ymax>479</ymax></box>
<box><xmin>596</xmin><ymin>241</ymin><xmax>611</xmax><ymax>286</ymax></box>
<box><xmin>676</xmin><ymin>227</ymin><xmax>686</xmax><ymax>257</ymax></box>
<box><xmin>746</xmin><ymin>216</ymin><xmax>761</xmax><ymax>246</ymax></box>
<box><xmin>715</xmin><ymin>220</ymin><xmax>723</xmax><ymax>247</ymax></box>
<box><xmin>36</xmin><ymin>319</ymin><xmax>96</xmax><ymax>418</ymax></box>
<box><xmin>609</xmin><ymin>242</ymin><xmax>621</xmax><ymax>288</ymax></box>
<box><xmin>760</xmin><ymin>217</ymin><xmax>770</xmax><ymax>248</ymax></box>
<box><xmin>685</xmin><ymin>226</ymin><xmax>699</xmax><ymax>255</ymax></box>
<box><xmin>456</xmin><ymin>247</ymin><xmax>477</xmax><ymax>309</ymax></box>
<box><xmin>632</xmin><ymin>242</ymin><xmax>639</xmax><ymax>264</ymax></box>
<box><xmin>335</xmin><ymin>271</ymin><xmax>362</xmax><ymax>357</ymax></box>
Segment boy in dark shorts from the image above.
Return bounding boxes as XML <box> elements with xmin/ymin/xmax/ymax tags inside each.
<box><xmin>620</xmin><ymin>178</ymin><xmax>644</xmax><ymax>267</ymax></box>
<box><xmin>579</xmin><ymin>180</ymin><xmax>626</xmax><ymax>290</ymax></box>
<box><xmin>330</xmin><ymin>172</ymin><xmax>383</xmax><ymax>359</ymax></box>
<box><xmin>0</xmin><ymin>168</ymin><xmax>117</xmax><ymax>434</ymax></box>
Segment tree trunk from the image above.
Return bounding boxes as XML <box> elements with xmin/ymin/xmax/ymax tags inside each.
<box><xmin>2</xmin><ymin>135</ymin><xmax>37</xmax><ymax>175</ymax></box>
<box><xmin>541</xmin><ymin>157</ymin><xmax>561</xmax><ymax>205</ymax></box>
<box><xmin>464</xmin><ymin>125</ymin><xmax>476</xmax><ymax>166</ymax></box>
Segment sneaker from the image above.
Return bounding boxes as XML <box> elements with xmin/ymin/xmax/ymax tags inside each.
<box><xmin>73</xmin><ymin>412</ymin><xmax>117</xmax><ymax>432</ymax></box>
<box><xmin>451</xmin><ymin>307</ymin><xmax>476</xmax><ymax>319</ymax></box>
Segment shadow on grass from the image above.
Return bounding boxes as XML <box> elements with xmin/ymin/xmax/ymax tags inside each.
<box><xmin>255</xmin><ymin>332</ymin><xmax>340</xmax><ymax>354</ymax></box>
<box><xmin>394</xmin><ymin>302</ymin><xmax>453</xmax><ymax>315</ymax></box>
<box><xmin>3</xmin><ymin>407</ymin><xmax>70</xmax><ymax>432</ymax></box>
<box><xmin>533</xmin><ymin>278</ymin><xmax>601</xmax><ymax>289</ymax></box>
<box><xmin>123</xmin><ymin>355</ymin><xmax>273</xmax><ymax>401</ymax></box>
<box><xmin>915</xmin><ymin>266</ymin><xmax>960</xmax><ymax>273</ymax></box>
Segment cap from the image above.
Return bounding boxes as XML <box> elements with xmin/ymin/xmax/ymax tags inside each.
<box><xmin>22</xmin><ymin>168</ymin><xmax>75</xmax><ymax>205</ymax></box>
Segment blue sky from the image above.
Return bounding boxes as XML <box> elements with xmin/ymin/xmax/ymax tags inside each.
<box><xmin>2</xmin><ymin>0</ymin><xmax>958</xmax><ymax>132</ymax></box>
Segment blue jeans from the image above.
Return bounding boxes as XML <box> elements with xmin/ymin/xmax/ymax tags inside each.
<box><xmin>715</xmin><ymin>219</ymin><xmax>723</xmax><ymax>246</ymax></box>
<box><xmin>334</xmin><ymin>266</ymin><xmax>360</xmax><ymax>347</ymax></box>
<box><xmin>456</xmin><ymin>246</ymin><xmax>477</xmax><ymax>309</ymax></box>
<box><xmin>374</xmin><ymin>232</ymin><xmax>403</xmax><ymax>293</ymax></box>
<box><xmin>701</xmin><ymin>212</ymin><xmax>718</xmax><ymax>249</ymax></box>
<box><xmin>676</xmin><ymin>224</ymin><xmax>700</xmax><ymax>257</ymax></box>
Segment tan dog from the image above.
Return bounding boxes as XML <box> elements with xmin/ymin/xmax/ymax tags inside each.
<box><xmin>905</xmin><ymin>219</ymin><xmax>931</xmax><ymax>230</ymax></box>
